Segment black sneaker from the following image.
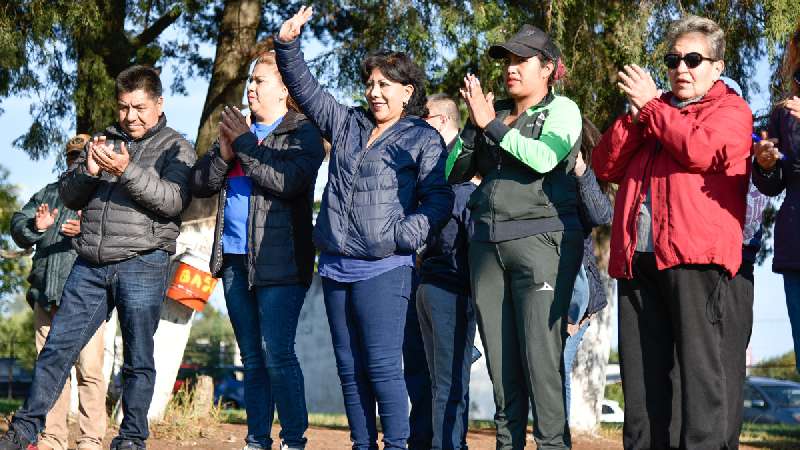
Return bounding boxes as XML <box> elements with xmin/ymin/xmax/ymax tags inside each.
<box><xmin>0</xmin><ymin>428</ymin><xmax>31</xmax><ymax>450</ymax></box>
<box><xmin>110</xmin><ymin>440</ymin><xmax>144</xmax><ymax>450</ymax></box>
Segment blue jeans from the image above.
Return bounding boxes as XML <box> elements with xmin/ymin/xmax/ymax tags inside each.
<box><xmin>783</xmin><ymin>271</ymin><xmax>800</xmax><ymax>373</ymax></box>
<box><xmin>416</xmin><ymin>283</ymin><xmax>476</xmax><ymax>450</ymax></box>
<box><xmin>404</xmin><ymin>277</ymin><xmax>433</xmax><ymax>450</ymax></box>
<box><xmin>12</xmin><ymin>251</ymin><xmax>170</xmax><ymax>447</ymax></box>
<box><xmin>564</xmin><ymin>265</ymin><xmax>590</xmax><ymax>417</ymax></box>
<box><xmin>322</xmin><ymin>266</ymin><xmax>412</xmax><ymax>450</ymax></box>
<box><xmin>222</xmin><ymin>255</ymin><xmax>309</xmax><ymax>449</ymax></box>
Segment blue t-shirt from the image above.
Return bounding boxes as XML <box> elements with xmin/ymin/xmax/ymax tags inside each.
<box><xmin>222</xmin><ymin>117</ymin><xmax>284</xmax><ymax>254</ymax></box>
<box><xmin>318</xmin><ymin>252</ymin><xmax>415</xmax><ymax>283</ymax></box>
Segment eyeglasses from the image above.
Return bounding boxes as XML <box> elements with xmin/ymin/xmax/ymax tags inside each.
<box><xmin>663</xmin><ymin>52</ymin><xmax>716</xmax><ymax>70</ymax></box>
<box><xmin>424</xmin><ymin>114</ymin><xmax>445</xmax><ymax>121</ymax></box>
<box><xmin>794</xmin><ymin>68</ymin><xmax>800</xmax><ymax>86</ymax></box>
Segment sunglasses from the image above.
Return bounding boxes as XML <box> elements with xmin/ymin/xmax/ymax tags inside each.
<box><xmin>663</xmin><ymin>52</ymin><xmax>716</xmax><ymax>69</ymax></box>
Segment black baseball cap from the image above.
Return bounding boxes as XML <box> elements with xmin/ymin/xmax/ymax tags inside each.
<box><xmin>488</xmin><ymin>24</ymin><xmax>561</xmax><ymax>61</ymax></box>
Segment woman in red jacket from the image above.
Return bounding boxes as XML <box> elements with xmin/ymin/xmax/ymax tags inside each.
<box><xmin>592</xmin><ymin>15</ymin><xmax>753</xmax><ymax>450</ymax></box>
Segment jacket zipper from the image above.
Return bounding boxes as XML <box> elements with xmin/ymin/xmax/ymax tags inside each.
<box><xmin>625</xmin><ymin>143</ymin><xmax>659</xmax><ymax>277</ymax></box>
<box><xmin>213</xmin><ymin>182</ymin><xmax>227</xmax><ymax>275</ymax></box>
<box><xmin>97</xmin><ymin>139</ymin><xmax>130</xmax><ymax>262</ymax></box>
<box><xmin>340</xmin><ymin>124</ymin><xmax>399</xmax><ymax>250</ymax></box>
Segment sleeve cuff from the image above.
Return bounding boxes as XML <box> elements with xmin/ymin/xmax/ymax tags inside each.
<box><xmin>576</xmin><ymin>167</ymin><xmax>594</xmax><ymax>186</ymax></box>
<box><xmin>274</xmin><ymin>36</ymin><xmax>301</xmax><ymax>51</ymax></box>
<box><xmin>754</xmin><ymin>160</ymin><xmax>781</xmax><ymax>178</ymax></box>
<box><xmin>459</xmin><ymin>122</ymin><xmax>479</xmax><ymax>147</ymax></box>
<box><xmin>119</xmin><ymin>161</ymin><xmax>143</xmax><ymax>184</ymax></box>
<box><xmin>483</xmin><ymin>118</ymin><xmax>511</xmax><ymax>145</ymax></box>
<box><xmin>637</xmin><ymin>98</ymin><xmax>660</xmax><ymax>125</ymax></box>
<box><xmin>232</xmin><ymin>132</ymin><xmax>258</xmax><ymax>155</ymax></box>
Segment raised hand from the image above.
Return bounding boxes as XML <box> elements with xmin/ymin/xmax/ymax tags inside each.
<box><xmin>459</xmin><ymin>73</ymin><xmax>495</xmax><ymax>129</ymax></box>
<box><xmin>754</xmin><ymin>131</ymin><xmax>781</xmax><ymax>171</ymax></box>
<box><xmin>94</xmin><ymin>141</ymin><xmax>130</xmax><ymax>177</ymax></box>
<box><xmin>617</xmin><ymin>64</ymin><xmax>659</xmax><ymax>110</ymax></box>
<box><xmin>278</xmin><ymin>6</ymin><xmax>313</xmax><ymax>43</ymax></box>
<box><xmin>786</xmin><ymin>96</ymin><xmax>800</xmax><ymax>121</ymax></box>
<box><xmin>34</xmin><ymin>203</ymin><xmax>58</xmax><ymax>232</ymax></box>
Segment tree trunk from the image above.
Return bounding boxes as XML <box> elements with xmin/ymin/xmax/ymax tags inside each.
<box><xmin>184</xmin><ymin>0</ymin><xmax>263</xmax><ymax>222</ymax></box>
<box><xmin>569</xmin><ymin>273</ymin><xmax>615</xmax><ymax>432</ymax></box>
<box><xmin>194</xmin><ymin>0</ymin><xmax>263</xmax><ymax>158</ymax></box>
<box><xmin>569</xmin><ymin>229</ymin><xmax>615</xmax><ymax>432</ymax></box>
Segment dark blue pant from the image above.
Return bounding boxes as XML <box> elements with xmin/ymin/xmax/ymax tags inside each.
<box><xmin>12</xmin><ymin>251</ymin><xmax>170</xmax><ymax>447</ymax></box>
<box><xmin>783</xmin><ymin>271</ymin><xmax>800</xmax><ymax>374</ymax></box>
<box><xmin>416</xmin><ymin>283</ymin><xmax>476</xmax><ymax>450</ymax></box>
<box><xmin>222</xmin><ymin>255</ymin><xmax>309</xmax><ymax>449</ymax></box>
<box><xmin>322</xmin><ymin>266</ymin><xmax>412</xmax><ymax>450</ymax></box>
<box><xmin>404</xmin><ymin>281</ymin><xmax>433</xmax><ymax>450</ymax></box>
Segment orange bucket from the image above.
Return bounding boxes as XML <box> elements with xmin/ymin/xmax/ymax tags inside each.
<box><xmin>166</xmin><ymin>250</ymin><xmax>218</xmax><ymax>312</ymax></box>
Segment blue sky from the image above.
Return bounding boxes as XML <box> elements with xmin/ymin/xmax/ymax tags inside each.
<box><xmin>0</xmin><ymin>34</ymin><xmax>794</xmax><ymax>362</ymax></box>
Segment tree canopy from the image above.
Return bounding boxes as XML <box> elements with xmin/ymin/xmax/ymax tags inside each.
<box><xmin>1</xmin><ymin>1</ymin><xmax>799</xmax><ymax>157</ymax></box>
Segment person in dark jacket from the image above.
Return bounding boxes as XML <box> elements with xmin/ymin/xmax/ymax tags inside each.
<box><xmin>563</xmin><ymin>117</ymin><xmax>611</xmax><ymax>418</ymax></box>
<box><xmin>10</xmin><ymin>135</ymin><xmax>107</xmax><ymax>450</ymax></box>
<box><xmin>276</xmin><ymin>8</ymin><xmax>453</xmax><ymax>450</ymax></box>
<box><xmin>592</xmin><ymin>16</ymin><xmax>753</xmax><ymax>450</ymax></box>
<box><xmin>0</xmin><ymin>66</ymin><xmax>196</xmax><ymax>450</ymax></box>
<box><xmin>191</xmin><ymin>50</ymin><xmax>324</xmax><ymax>450</ymax></box>
<box><xmin>416</xmin><ymin>94</ymin><xmax>477</xmax><ymax>450</ymax></box>
<box><xmin>752</xmin><ymin>26</ymin><xmax>800</xmax><ymax>374</ymax></box>
<box><xmin>446</xmin><ymin>25</ymin><xmax>584</xmax><ymax>450</ymax></box>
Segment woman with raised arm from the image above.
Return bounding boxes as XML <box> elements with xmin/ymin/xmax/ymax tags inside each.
<box><xmin>190</xmin><ymin>50</ymin><xmax>325</xmax><ymax>450</ymax></box>
<box><xmin>446</xmin><ymin>24</ymin><xmax>584</xmax><ymax>450</ymax></box>
<box><xmin>275</xmin><ymin>7</ymin><xmax>453</xmax><ymax>450</ymax></box>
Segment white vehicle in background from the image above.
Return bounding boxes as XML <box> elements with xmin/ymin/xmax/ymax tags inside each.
<box><xmin>600</xmin><ymin>399</ymin><xmax>625</xmax><ymax>423</ymax></box>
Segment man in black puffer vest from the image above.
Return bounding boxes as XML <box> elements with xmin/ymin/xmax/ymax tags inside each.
<box><xmin>0</xmin><ymin>66</ymin><xmax>196</xmax><ymax>450</ymax></box>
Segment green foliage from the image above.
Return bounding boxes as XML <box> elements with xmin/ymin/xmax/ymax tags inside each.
<box><xmin>740</xmin><ymin>422</ymin><xmax>800</xmax><ymax>447</ymax></box>
<box><xmin>0</xmin><ymin>166</ymin><xmax>29</xmax><ymax>302</ymax></box>
<box><xmin>183</xmin><ymin>304</ymin><xmax>236</xmax><ymax>368</ymax></box>
<box><xmin>0</xmin><ymin>0</ymin><xmax>213</xmax><ymax>159</ymax></box>
<box><xmin>0</xmin><ymin>306</ymin><xmax>36</xmax><ymax>371</ymax></box>
<box><xmin>750</xmin><ymin>350</ymin><xmax>800</xmax><ymax>382</ymax></box>
<box><xmin>273</xmin><ymin>0</ymin><xmax>798</xmax><ymax>129</ymax></box>
<box><xmin>604</xmin><ymin>382</ymin><xmax>625</xmax><ymax>410</ymax></box>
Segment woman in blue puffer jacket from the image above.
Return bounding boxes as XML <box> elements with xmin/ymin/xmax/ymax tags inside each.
<box><xmin>752</xmin><ymin>28</ymin><xmax>800</xmax><ymax>373</ymax></box>
<box><xmin>275</xmin><ymin>7</ymin><xmax>454</xmax><ymax>449</ymax></box>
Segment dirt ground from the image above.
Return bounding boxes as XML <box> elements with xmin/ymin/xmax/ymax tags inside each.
<box><xmin>2</xmin><ymin>421</ymin><xmax>768</xmax><ymax>449</ymax></box>
<box><xmin>141</xmin><ymin>423</ymin><xmax>624</xmax><ymax>449</ymax></box>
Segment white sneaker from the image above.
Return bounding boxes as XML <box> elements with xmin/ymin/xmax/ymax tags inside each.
<box><xmin>242</xmin><ymin>445</ymin><xmax>267</xmax><ymax>450</ymax></box>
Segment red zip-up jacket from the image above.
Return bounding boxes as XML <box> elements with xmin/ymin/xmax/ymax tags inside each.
<box><xmin>592</xmin><ymin>81</ymin><xmax>753</xmax><ymax>279</ymax></box>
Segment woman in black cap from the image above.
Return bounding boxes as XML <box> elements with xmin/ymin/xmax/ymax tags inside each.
<box><xmin>447</xmin><ymin>24</ymin><xmax>583</xmax><ymax>449</ymax></box>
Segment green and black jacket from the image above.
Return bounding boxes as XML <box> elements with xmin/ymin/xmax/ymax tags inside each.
<box><xmin>446</xmin><ymin>92</ymin><xmax>583</xmax><ymax>242</ymax></box>
<box><xmin>10</xmin><ymin>182</ymin><xmax>80</xmax><ymax>310</ymax></box>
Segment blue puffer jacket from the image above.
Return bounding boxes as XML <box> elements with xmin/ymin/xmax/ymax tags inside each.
<box><xmin>275</xmin><ymin>38</ymin><xmax>454</xmax><ymax>258</ymax></box>
<box><xmin>752</xmin><ymin>106</ymin><xmax>800</xmax><ymax>273</ymax></box>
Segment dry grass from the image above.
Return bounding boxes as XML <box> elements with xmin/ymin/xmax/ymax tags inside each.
<box><xmin>149</xmin><ymin>383</ymin><xmax>224</xmax><ymax>441</ymax></box>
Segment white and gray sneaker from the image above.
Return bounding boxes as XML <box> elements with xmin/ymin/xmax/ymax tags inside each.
<box><xmin>242</xmin><ymin>445</ymin><xmax>267</xmax><ymax>450</ymax></box>
<box><xmin>280</xmin><ymin>444</ymin><xmax>305</xmax><ymax>450</ymax></box>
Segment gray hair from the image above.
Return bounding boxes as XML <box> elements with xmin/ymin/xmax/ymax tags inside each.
<box><xmin>426</xmin><ymin>93</ymin><xmax>460</xmax><ymax>124</ymax></box>
<box><xmin>666</xmin><ymin>15</ymin><xmax>725</xmax><ymax>61</ymax></box>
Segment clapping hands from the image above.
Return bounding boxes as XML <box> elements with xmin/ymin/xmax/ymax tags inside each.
<box><xmin>617</xmin><ymin>64</ymin><xmax>660</xmax><ymax>122</ymax></box>
<box><xmin>460</xmin><ymin>73</ymin><xmax>495</xmax><ymax>129</ymax></box>
<box><xmin>87</xmin><ymin>136</ymin><xmax>130</xmax><ymax>177</ymax></box>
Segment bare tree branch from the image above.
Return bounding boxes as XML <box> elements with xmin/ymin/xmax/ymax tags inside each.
<box><xmin>130</xmin><ymin>5</ymin><xmax>182</xmax><ymax>50</ymax></box>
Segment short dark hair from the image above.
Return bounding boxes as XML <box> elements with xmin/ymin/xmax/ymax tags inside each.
<box><xmin>361</xmin><ymin>51</ymin><xmax>428</xmax><ymax>118</ymax></box>
<box><xmin>115</xmin><ymin>65</ymin><xmax>163</xmax><ymax>99</ymax></box>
